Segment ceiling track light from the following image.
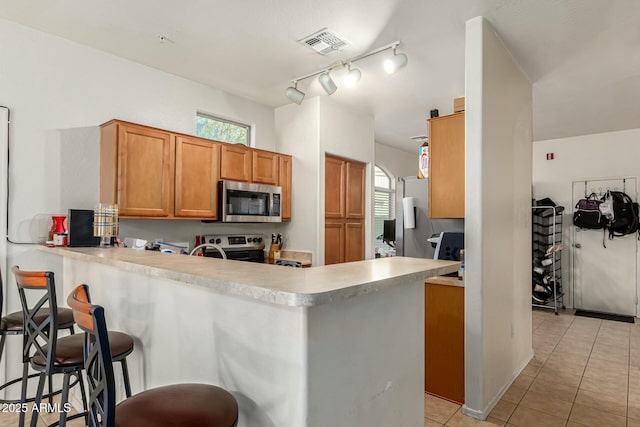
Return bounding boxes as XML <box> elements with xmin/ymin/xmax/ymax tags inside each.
<box><xmin>285</xmin><ymin>40</ymin><xmax>407</xmax><ymax>104</ymax></box>
<box><xmin>384</xmin><ymin>47</ymin><xmax>408</xmax><ymax>74</ymax></box>
<box><xmin>343</xmin><ymin>63</ymin><xmax>362</xmax><ymax>88</ymax></box>
<box><xmin>286</xmin><ymin>81</ymin><xmax>305</xmax><ymax>104</ymax></box>
<box><xmin>318</xmin><ymin>72</ymin><xmax>337</xmax><ymax>95</ymax></box>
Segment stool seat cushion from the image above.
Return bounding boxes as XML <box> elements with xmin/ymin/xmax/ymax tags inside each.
<box><xmin>0</xmin><ymin>307</ymin><xmax>75</xmax><ymax>332</ymax></box>
<box><xmin>31</xmin><ymin>331</ymin><xmax>134</xmax><ymax>368</ymax></box>
<box><xmin>115</xmin><ymin>384</ymin><xmax>238</xmax><ymax>427</ymax></box>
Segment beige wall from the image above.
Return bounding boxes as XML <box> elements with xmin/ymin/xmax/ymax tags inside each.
<box><xmin>464</xmin><ymin>16</ymin><xmax>533</xmax><ymax>419</ymax></box>
<box><xmin>375</xmin><ymin>143</ymin><xmax>418</xmax><ymax>182</ymax></box>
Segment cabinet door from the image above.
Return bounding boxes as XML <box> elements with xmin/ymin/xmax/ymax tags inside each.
<box><xmin>345</xmin><ymin>161</ymin><xmax>366</xmax><ymax>219</ymax></box>
<box><xmin>324</xmin><ymin>221</ymin><xmax>345</xmax><ymax>265</ymax></box>
<box><xmin>425</xmin><ymin>282</ymin><xmax>465</xmax><ymax>403</ymax></box>
<box><xmin>325</xmin><ymin>156</ymin><xmax>345</xmax><ymax>218</ymax></box>
<box><xmin>117</xmin><ymin>124</ymin><xmax>173</xmax><ymax>217</ymax></box>
<box><xmin>278</xmin><ymin>155</ymin><xmax>292</xmax><ymax>221</ymax></box>
<box><xmin>220</xmin><ymin>144</ymin><xmax>252</xmax><ymax>182</ymax></box>
<box><xmin>428</xmin><ymin>113</ymin><xmax>465</xmax><ymax>218</ymax></box>
<box><xmin>252</xmin><ymin>150</ymin><xmax>279</xmax><ymax>185</ymax></box>
<box><xmin>175</xmin><ymin>136</ymin><xmax>219</xmax><ymax>218</ymax></box>
<box><xmin>345</xmin><ymin>221</ymin><xmax>365</xmax><ymax>262</ymax></box>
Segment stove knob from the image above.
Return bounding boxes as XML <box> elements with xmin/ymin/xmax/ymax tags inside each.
<box><xmin>209</xmin><ymin>238</ymin><xmax>215</xmax><ymax>244</ymax></box>
<box><xmin>247</xmin><ymin>237</ymin><xmax>253</xmax><ymax>243</ymax></box>
<box><xmin>215</xmin><ymin>238</ymin><xmax>222</xmax><ymax>244</ymax></box>
<box><xmin>257</xmin><ymin>237</ymin><xmax>263</xmax><ymax>243</ymax></box>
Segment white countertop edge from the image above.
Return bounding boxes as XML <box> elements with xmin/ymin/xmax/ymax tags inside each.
<box><xmin>38</xmin><ymin>246</ymin><xmax>459</xmax><ymax>307</ymax></box>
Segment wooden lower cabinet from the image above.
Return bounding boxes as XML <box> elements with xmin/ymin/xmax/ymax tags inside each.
<box><xmin>345</xmin><ymin>221</ymin><xmax>364</xmax><ymax>262</ymax></box>
<box><xmin>324</xmin><ymin>221</ymin><xmax>345</xmax><ymax>265</ymax></box>
<box><xmin>425</xmin><ymin>279</ymin><xmax>464</xmax><ymax>404</ymax></box>
<box><xmin>324</xmin><ymin>220</ymin><xmax>364</xmax><ymax>265</ymax></box>
<box><xmin>174</xmin><ymin>136</ymin><xmax>219</xmax><ymax>218</ymax></box>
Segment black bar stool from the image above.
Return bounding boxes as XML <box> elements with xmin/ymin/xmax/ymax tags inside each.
<box><xmin>0</xmin><ymin>268</ymin><xmax>75</xmax><ymax>404</ymax></box>
<box><xmin>12</xmin><ymin>267</ymin><xmax>134</xmax><ymax>427</ymax></box>
<box><xmin>68</xmin><ymin>284</ymin><xmax>239</xmax><ymax>427</ymax></box>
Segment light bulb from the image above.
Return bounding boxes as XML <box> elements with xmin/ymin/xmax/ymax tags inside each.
<box><xmin>343</xmin><ymin>66</ymin><xmax>362</xmax><ymax>88</ymax></box>
<box><xmin>384</xmin><ymin>51</ymin><xmax>408</xmax><ymax>74</ymax></box>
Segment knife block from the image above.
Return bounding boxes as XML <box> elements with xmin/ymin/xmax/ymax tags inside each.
<box><xmin>269</xmin><ymin>244</ymin><xmax>281</xmax><ymax>263</ymax></box>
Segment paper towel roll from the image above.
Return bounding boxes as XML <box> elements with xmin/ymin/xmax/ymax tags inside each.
<box><xmin>403</xmin><ymin>197</ymin><xmax>416</xmax><ymax>229</ymax></box>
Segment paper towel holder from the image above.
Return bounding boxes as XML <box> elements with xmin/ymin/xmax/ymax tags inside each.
<box><xmin>403</xmin><ymin>197</ymin><xmax>416</xmax><ymax>229</ymax></box>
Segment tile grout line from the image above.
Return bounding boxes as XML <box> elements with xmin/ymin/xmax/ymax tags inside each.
<box><xmin>505</xmin><ymin>311</ymin><xmax>576</xmax><ymax>426</ymax></box>
<box><xmin>566</xmin><ymin>316</ymin><xmax>602</xmax><ymax>427</ymax></box>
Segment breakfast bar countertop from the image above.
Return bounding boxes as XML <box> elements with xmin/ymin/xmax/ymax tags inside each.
<box><xmin>39</xmin><ymin>246</ymin><xmax>459</xmax><ymax>307</ymax></box>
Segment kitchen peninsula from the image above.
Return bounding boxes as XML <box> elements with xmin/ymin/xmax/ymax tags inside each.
<box><xmin>40</xmin><ymin>246</ymin><xmax>458</xmax><ymax>427</ymax></box>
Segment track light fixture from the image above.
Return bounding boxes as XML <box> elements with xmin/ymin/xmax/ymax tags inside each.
<box><xmin>285</xmin><ymin>40</ymin><xmax>407</xmax><ymax>104</ymax></box>
<box><xmin>286</xmin><ymin>81</ymin><xmax>305</xmax><ymax>104</ymax></box>
<box><xmin>318</xmin><ymin>72</ymin><xmax>337</xmax><ymax>95</ymax></box>
<box><xmin>343</xmin><ymin>63</ymin><xmax>362</xmax><ymax>88</ymax></box>
<box><xmin>384</xmin><ymin>47</ymin><xmax>408</xmax><ymax>74</ymax></box>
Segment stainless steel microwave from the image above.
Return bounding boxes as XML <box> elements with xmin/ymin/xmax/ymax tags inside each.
<box><xmin>218</xmin><ymin>180</ymin><xmax>282</xmax><ymax>223</ymax></box>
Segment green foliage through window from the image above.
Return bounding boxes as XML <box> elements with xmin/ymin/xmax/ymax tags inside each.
<box><xmin>196</xmin><ymin>114</ymin><xmax>250</xmax><ymax>145</ymax></box>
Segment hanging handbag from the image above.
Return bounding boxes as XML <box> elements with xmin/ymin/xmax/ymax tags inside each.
<box><xmin>573</xmin><ymin>193</ymin><xmax>606</xmax><ymax>229</ymax></box>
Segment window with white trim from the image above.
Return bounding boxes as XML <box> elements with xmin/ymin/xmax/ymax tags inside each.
<box><xmin>196</xmin><ymin>113</ymin><xmax>250</xmax><ymax>146</ymax></box>
<box><xmin>374</xmin><ymin>165</ymin><xmax>396</xmax><ymax>257</ymax></box>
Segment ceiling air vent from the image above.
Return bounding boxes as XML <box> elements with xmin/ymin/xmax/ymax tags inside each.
<box><xmin>298</xmin><ymin>28</ymin><xmax>349</xmax><ymax>55</ymax></box>
<box><xmin>409</xmin><ymin>135</ymin><xmax>428</xmax><ymax>144</ymax></box>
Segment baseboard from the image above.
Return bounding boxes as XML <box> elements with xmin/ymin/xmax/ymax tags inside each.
<box><xmin>462</xmin><ymin>348</ymin><xmax>534</xmax><ymax>420</ymax></box>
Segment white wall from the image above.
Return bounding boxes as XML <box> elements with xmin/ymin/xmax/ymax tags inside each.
<box><xmin>464</xmin><ymin>16</ymin><xmax>533</xmax><ymax>419</ymax></box>
<box><xmin>0</xmin><ymin>18</ymin><xmax>279</xmax><ymax>387</ymax></box>
<box><xmin>319</xmin><ymin>98</ymin><xmax>375</xmax><ymax>264</ymax></box>
<box><xmin>275</xmin><ymin>98</ymin><xmax>322</xmax><ymax>258</ymax></box>
<box><xmin>275</xmin><ymin>97</ymin><xmax>375</xmax><ymax>265</ymax></box>
<box><xmin>375</xmin><ymin>143</ymin><xmax>417</xmax><ymax>181</ymax></box>
<box><xmin>532</xmin><ymin>128</ymin><xmax>640</xmax><ymax>310</ymax></box>
<box><xmin>0</xmin><ymin>18</ymin><xmax>277</xmax><ymax>244</ymax></box>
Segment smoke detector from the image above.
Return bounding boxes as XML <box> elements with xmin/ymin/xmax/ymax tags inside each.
<box><xmin>298</xmin><ymin>28</ymin><xmax>349</xmax><ymax>55</ymax></box>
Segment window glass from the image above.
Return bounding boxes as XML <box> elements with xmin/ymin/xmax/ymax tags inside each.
<box><xmin>196</xmin><ymin>113</ymin><xmax>250</xmax><ymax>146</ymax></box>
<box><xmin>374</xmin><ymin>165</ymin><xmax>396</xmax><ymax>257</ymax></box>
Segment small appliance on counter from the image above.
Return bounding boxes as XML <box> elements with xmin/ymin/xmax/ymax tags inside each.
<box><xmin>197</xmin><ymin>234</ymin><xmax>266</xmax><ymax>263</ymax></box>
<box><xmin>67</xmin><ymin>209</ymin><xmax>101</xmax><ymax>247</ymax></box>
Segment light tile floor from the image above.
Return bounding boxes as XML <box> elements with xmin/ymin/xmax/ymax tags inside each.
<box><xmin>425</xmin><ymin>308</ymin><xmax>640</xmax><ymax>427</ymax></box>
<box><xmin>1</xmin><ymin>309</ymin><xmax>637</xmax><ymax>426</ymax></box>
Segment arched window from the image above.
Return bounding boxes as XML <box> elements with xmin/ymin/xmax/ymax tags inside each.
<box><xmin>374</xmin><ymin>165</ymin><xmax>395</xmax><ymax>257</ymax></box>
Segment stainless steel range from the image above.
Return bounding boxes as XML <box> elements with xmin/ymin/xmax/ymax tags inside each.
<box><xmin>199</xmin><ymin>234</ymin><xmax>266</xmax><ymax>263</ymax></box>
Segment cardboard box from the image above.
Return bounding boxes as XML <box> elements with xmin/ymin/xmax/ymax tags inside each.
<box><xmin>454</xmin><ymin>97</ymin><xmax>465</xmax><ymax>113</ymax></box>
<box><xmin>418</xmin><ymin>144</ymin><xmax>429</xmax><ymax>179</ymax></box>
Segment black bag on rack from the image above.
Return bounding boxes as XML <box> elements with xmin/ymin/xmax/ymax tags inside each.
<box><xmin>603</xmin><ymin>190</ymin><xmax>640</xmax><ymax>238</ymax></box>
<box><xmin>573</xmin><ymin>193</ymin><xmax>606</xmax><ymax>229</ymax></box>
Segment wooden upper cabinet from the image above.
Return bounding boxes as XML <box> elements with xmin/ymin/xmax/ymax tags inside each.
<box><xmin>100</xmin><ymin>120</ymin><xmax>292</xmax><ymax>220</ymax></box>
<box><xmin>428</xmin><ymin>113</ymin><xmax>465</xmax><ymax>218</ymax></box>
<box><xmin>220</xmin><ymin>144</ymin><xmax>252</xmax><ymax>182</ymax></box>
<box><xmin>345</xmin><ymin>221</ymin><xmax>365</xmax><ymax>262</ymax></box>
<box><xmin>345</xmin><ymin>161</ymin><xmax>366</xmax><ymax>219</ymax></box>
<box><xmin>324</xmin><ymin>221</ymin><xmax>345</xmax><ymax>265</ymax></box>
<box><xmin>325</xmin><ymin>156</ymin><xmax>345</xmax><ymax>218</ymax></box>
<box><xmin>278</xmin><ymin>155</ymin><xmax>292</xmax><ymax>221</ymax></box>
<box><xmin>101</xmin><ymin>122</ymin><xmax>174</xmax><ymax>217</ymax></box>
<box><xmin>252</xmin><ymin>150</ymin><xmax>279</xmax><ymax>185</ymax></box>
<box><xmin>175</xmin><ymin>136</ymin><xmax>219</xmax><ymax>218</ymax></box>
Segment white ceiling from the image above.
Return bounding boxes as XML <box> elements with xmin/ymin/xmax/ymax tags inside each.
<box><xmin>1</xmin><ymin>0</ymin><xmax>639</xmax><ymax>153</ymax></box>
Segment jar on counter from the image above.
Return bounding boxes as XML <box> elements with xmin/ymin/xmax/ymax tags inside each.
<box><xmin>53</xmin><ymin>232</ymin><xmax>68</xmax><ymax>247</ymax></box>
